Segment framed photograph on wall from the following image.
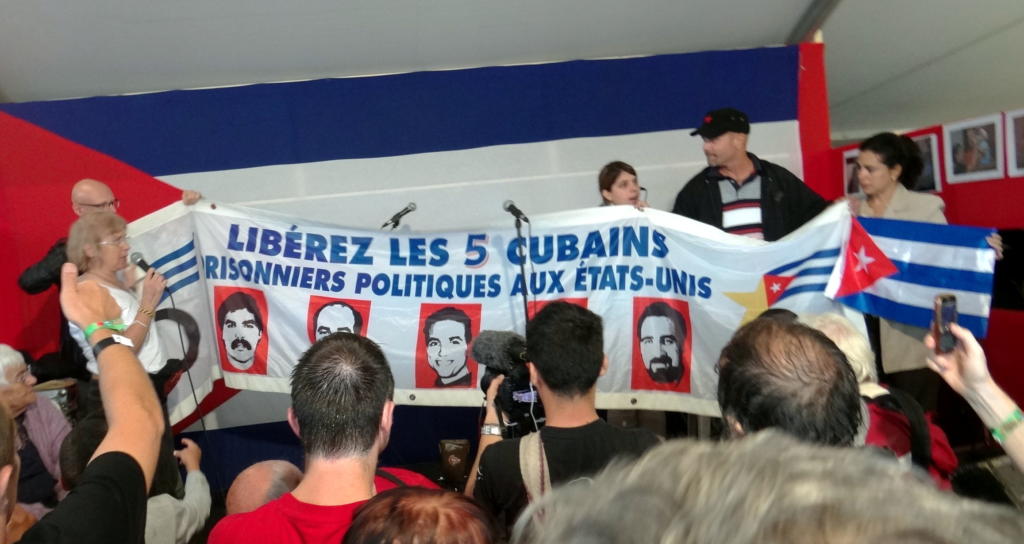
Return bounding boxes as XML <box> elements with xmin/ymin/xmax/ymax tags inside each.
<box><xmin>944</xmin><ymin>114</ymin><xmax>1004</xmax><ymax>183</ymax></box>
<box><xmin>842</xmin><ymin>148</ymin><xmax>861</xmax><ymax>196</ymax></box>
<box><xmin>1007</xmin><ymin>108</ymin><xmax>1024</xmax><ymax>178</ymax></box>
<box><xmin>910</xmin><ymin>133</ymin><xmax>941</xmax><ymax>192</ymax></box>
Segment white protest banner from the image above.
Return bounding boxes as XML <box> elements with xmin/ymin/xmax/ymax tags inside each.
<box><xmin>130</xmin><ymin>202</ymin><xmax>862</xmax><ymax>421</ymax></box>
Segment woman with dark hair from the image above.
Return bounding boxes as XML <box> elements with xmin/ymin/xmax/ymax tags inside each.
<box><xmin>598</xmin><ymin>161</ymin><xmax>647</xmax><ymax>208</ymax></box>
<box><xmin>344</xmin><ymin>487</ymin><xmax>498</xmax><ymax>544</ymax></box>
<box><xmin>854</xmin><ymin>133</ymin><xmax>1002</xmax><ymax>411</ymax></box>
<box><xmin>852</xmin><ymin>132</ymin><xmax>946</xmax><ymax>411</ymax></box>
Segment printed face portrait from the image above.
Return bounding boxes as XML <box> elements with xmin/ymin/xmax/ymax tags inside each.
<box><xmin>314</xmin><ymin>302</ymin><xmax>360</xmax><ymax>340</ymax></box>
<box><xmin>632</xmin><ymin>299</ymin><xmax>691</xmax><ymax>391</ymax></box>
<box><xmin>222</xmin><ymin>307</ymin><xmax>262</xmax><ymax>369</ymax></box>
<box><xmin>427</xmin><ymin>319</ymin><xmax>470</xmax><ymax>385</ymax></box>
<box><xmin>216</xmin><ymin>290</ymin><xmax>267</xmax><ymax>372</ymax></box>
<box><xmin>639</xmin><ymin>314</ymin><xmax>683</xmax><ymax>383</ymax></box>
<box><xmin>415</xmin><ymin>304</ymin><xmax>480</xmax><ymax>389</ymax></box>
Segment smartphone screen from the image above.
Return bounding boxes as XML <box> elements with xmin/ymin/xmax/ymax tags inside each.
<box><xmin>933</xmin><ymin>294</ymin><xmax>957</xmax><ymax>353</ymax></box>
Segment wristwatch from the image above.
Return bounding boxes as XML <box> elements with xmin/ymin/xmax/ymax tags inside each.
<box><xmin>480</xmin><ymin>423</ymin><xmax>503</xmax><ymax>436</ymax></box>
<box><xmin>92</xmin><ymin>334</ymin><xmax>135</xmax><ymax>358</ymax></box>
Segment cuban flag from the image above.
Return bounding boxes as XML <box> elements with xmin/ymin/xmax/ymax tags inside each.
<box><xmin>826</xmin><ymin>217</ymin><xmax>996</xmax><ymax>338</ymax></box>
<box><xmin>763</xmin><ymin>247</ymin><xmax>842</xmax><ymax>305</ymax></box>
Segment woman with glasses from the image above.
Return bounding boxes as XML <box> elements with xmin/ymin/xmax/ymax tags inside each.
<box><xmin>65</xmin><ymin>211</ymin><xmax>167</xmax><ymax>378</ymax></box>
<box><xmin>64</xmin><ymin>211</ymin><xmax>185</xmax><ymax>499</ymax></box>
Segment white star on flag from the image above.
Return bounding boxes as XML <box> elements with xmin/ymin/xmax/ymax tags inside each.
<box><xmin>854</xmin><ymin>246</ymin><xmax>875</xmax><ymax>272</ymax></box>
<box><xmin>769</xmin><ymin>282</ymin><xmax>782</xmax><ymax>293</ymax></box>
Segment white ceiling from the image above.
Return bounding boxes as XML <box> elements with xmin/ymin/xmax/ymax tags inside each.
<box><xmin>1</xmin><ymin>0</ymin><xmax>1021</xmax><ymax>143</ymax></box>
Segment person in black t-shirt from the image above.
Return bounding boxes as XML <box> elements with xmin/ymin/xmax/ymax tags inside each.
<box><xmin>466</xmin><ymin>302</ymin><xmax>659</xmax><ymax>531</ymax></box>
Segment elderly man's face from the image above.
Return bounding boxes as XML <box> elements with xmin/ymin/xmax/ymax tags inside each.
<box><xmin>426</xmin><ymin>320</ymin><xmax>468</xmax><ymax>380</ymax></box>
<box><xmin>640</xmin><ymin>315</ymin><xmax>683</xmax><ymax>383</ymax></box>
<box><xmin>222</xmin><ymin>308</ymin><xmax>262</xmax><ymax>369</ymax></box>
<box><xmin>315</xmin><ymin>305</ymin><xmax>358</xmax><ymax>341</ymax></box>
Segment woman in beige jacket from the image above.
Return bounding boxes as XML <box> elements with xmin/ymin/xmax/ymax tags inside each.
<box><xmin>852</xmin><ymin>132</ymin><xmax>946</xmax><ymax>410</ymax></box>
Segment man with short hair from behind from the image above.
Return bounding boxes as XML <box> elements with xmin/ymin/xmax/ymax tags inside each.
<box><xmin>209</xmin><ymin>332</ymin><xmax>436</xmax><ymax>543</ymax></box>
<box><xmin>225</xmin><ymin>460</ymin><xmax>303</xmax><ymax>515</ymax></box>
<box><xmin>2</xmin><ymin>263</ymin><xmax>165</xmax><ymax>543</ymax></box>
<box><xmin>468</xmin><ymin>302</ymin><xmax>660</xmax><ymax>531</ymax></box>
<box><xmin>717</xmin><ymin>316</ymin><xmax>862</xmax><ymax>446</ymax></box>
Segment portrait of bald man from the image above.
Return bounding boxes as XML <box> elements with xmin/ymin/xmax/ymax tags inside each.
<box><xmin>313</xmin><ymin>301</ymin><xmax>364</xmax><ymax>341</ymax></box>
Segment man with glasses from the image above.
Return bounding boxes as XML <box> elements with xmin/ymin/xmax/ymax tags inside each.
<box><xmin>18</xmin><ymin>178</ymin><xmax>201</xmax><ymax>379</ymax></box>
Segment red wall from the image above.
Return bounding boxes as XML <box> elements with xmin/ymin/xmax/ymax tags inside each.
<box><xmin>0</xmin><ymin>112</ymin><xmax>181</xmax><ymax>357</ymax></box>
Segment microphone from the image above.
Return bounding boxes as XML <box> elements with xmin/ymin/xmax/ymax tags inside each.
<box><xmin>130</xmin><ymin>252</ymin><xmax>151</xmax><ymax>272</ymax></box>
<box><xmin>502</xmin><ymin>200</ymin><xmax>529</xmax><ymax>224</ymax></box>
<box><xmin>381</xmin><ymin>202</ymin><xmax>417</xmax><ymax>230</ymax></box>
<box><xmin>471</xmin><ymin>330</ymin><xmax>527</xmax><ymax>377</ymax></box>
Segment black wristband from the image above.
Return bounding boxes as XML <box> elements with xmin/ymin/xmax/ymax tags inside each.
<box><xmin>92</xmin><ymin>335</ymin><xmax>132</xmax><ymax>358</ymax></box>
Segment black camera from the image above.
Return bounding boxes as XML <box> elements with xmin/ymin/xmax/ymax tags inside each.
<box><xmin>472</xmin><ymin>330</ymin><xmax>545</xmax><ymax>438</ymax></box>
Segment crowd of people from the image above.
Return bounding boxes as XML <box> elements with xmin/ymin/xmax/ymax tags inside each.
<box><xmin>1</xmin><ymin>108</ymin><xmax>1021</xmax><ymax>542</ymax></box>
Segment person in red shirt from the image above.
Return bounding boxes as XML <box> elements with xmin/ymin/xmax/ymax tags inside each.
<box><xmin>209</xmin><ymin>333</ymin><xmax>436</xmax><ymax>543</ymax></box>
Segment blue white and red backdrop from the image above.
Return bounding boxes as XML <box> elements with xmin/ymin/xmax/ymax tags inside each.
<box><xmin>1</xmin><ymin>44</ymin><xmax>833</xmax><ymax>429</ymax></box>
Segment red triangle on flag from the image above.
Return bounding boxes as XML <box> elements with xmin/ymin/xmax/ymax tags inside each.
<box><xmin>834</xmin><ymin>217</ymin><xmax>899</xmax><ymax>298</ymax></box>
<box><xmin>763</xmin><ymin>275</ymin><xmax>796</xmax><ymax>306</ymax></box>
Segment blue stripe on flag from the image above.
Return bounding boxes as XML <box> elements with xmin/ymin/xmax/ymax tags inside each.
<box><xmin>767</xmin><ymin>248</ymin><xmax>840</xmax><ymax>275</ymax></box>
<box><xmin>860</xmin><ymin>217</ymin><xmax>993</xmax><ymax>249</ymax></box>
<box><xmin>777</xmin><ymin>283</ymin><xmax>828</xmax><ymax>301</ymax></box>
<box><xmin>838</xmin><ymin>292</ymin><xmax>988</xmax><ymax>338</ymax></box>
<box><xmin>160</xmin><ymin>272</ymin><xmax>200</xmax><ymax>303</ymax></box>
<box><xmin>152</xmin><ymin>239</ymin><xmax>195</xmax><ymax>269</ymax></box>
<box><xmin>0</xmin><ymin>48</ymin><xmax>799</xmax><ymax>176</ymax></box>
<box><xmin>792</xmin><ymin>266</ymin><xmax>833</xmax><ymax>278</ymax></box>
<box><xmin>890</xmin><ymin>261</ymin><xmax>993</xmax><ymax>294</ymax></box>
<box><xmin>159</xmin><ymin>257</ymin><xmax>198</xmax><ymax>282</ymax></box>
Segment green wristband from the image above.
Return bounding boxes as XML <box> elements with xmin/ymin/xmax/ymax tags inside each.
<box><xmin>991</xmin><ymin>408</ymin><xmax>1024</xmax><ymax>444</ymax></box>
<box><xmin>83</xmin><ymin>320</ymin><xmax>128</xmax><ymax>339</ymax></box>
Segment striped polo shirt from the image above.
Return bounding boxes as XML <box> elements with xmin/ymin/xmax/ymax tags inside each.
<box><xmin>714</xmin><ymin>169</ymin><xmax>763</xmax><ymax>239</ymax></box>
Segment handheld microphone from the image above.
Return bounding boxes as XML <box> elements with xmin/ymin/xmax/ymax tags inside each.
<box><xmin>502</xmin><ymin>200</ymin><xmax>530</xmax><ymax>224</ymax></box>
<box><xmin>130</xmin><ymin>252</ymin><xmax>151</xmax><ymax>272</ymax></box>
<box><xmin>382</xmin><ymin>202</ymin><xmax>417</xmax><ymax>229</ymax></box>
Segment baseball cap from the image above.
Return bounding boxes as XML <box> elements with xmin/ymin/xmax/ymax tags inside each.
<box><xmin>690</xmin><ymin>108</ymin><xmax>750</xmax><ymax>138</ymax></box>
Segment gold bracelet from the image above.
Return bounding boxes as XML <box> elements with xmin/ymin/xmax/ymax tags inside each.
<box><xmin>137</xmin><ymin>306</ymin><xmax>155</xmax><ymax>318</ymax></box>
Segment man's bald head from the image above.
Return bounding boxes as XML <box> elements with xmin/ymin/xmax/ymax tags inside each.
<box><xmin>225</xmin><ymin>460</ymin><xmax>303</xmax><ymax>515</ymax></box>
<box><xmin>71</xmin><ymin>179</ymin><xmax>117</xmax><ymax>216</ymax></box>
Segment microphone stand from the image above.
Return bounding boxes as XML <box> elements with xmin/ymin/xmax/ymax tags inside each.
<box><xmin>513</xmin><ymin>215</ymin><xmax>530</xmax><ymax>330</ymax></box>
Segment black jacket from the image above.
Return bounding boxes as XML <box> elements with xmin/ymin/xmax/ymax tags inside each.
<box><xmin>671</xmin><ymin>153</ymin><xmax>827</xmax><ymax>242</ymax></box>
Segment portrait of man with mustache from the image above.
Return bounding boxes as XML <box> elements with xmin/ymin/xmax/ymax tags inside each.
<box><xmin>218</xmin><ymin>291</ymin><xmax>266</xmax><ymax>371</ymax></box>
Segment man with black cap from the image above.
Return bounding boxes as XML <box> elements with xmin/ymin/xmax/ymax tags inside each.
<box><xmin>672</xmin><ymin>108</ymin><xmax>827</xmax><ymax>241</ymax></box>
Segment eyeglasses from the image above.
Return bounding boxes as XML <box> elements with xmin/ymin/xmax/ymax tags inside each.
<box><xmin>98</xmin><ymin>236</ymin><xmax>129</xmax><ymax>247</ymax></box>
<box><xmin>76</xmin><ymin>198</ymin><xmax>120</xmax><ymax>211</ymax></box>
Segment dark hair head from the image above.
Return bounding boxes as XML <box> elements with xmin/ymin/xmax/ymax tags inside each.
<box><xmin>290</xmin><ymin>332</ymin><xmax>394</xmax><ymax>458</ymax></box>
<box><xmin>526</xmin><ymin>302</ymin><xmax>604</xmax><ymax>397</ymax></box>
<box><xmin>344</xmin><ymin>487</ymin><xmax>498</xmax><ymax>544</ymax></box>
<box><xmin>218</xmin><ymin>291</ymin><xmax>265</xmax><ymax>333</ymax></box>
<box><xmin>859</xmin><ymin>132</ymin><xmax>924</xmax><ymax>189</ymax></box>
<box><xmin>636</xmin><ymin>302</ymin><xmax>687</xmax><ymax>343</ymax></box>
<box><xmin>717</xmin><ymin>318</ymin><xmax>861</xmax><ymax>446</ymax></box>
<box><xmin>313</xmin><ymin>301</ymin><xmax>363</xmax><ymax>335</ymax></box>
<box><xmin>755</xmin><ymin>308</ymin><xmax>799</xmax><ymax>323</ymax></box>
<box><xmin>597</xmin><ymin>161</ymin><xmax>637</xmax><ymax>203</ymax></box>
<box><xmin>423</xmin><ymin>307</ymin><xmax>473</xmax><ymax>346</ymax></box>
